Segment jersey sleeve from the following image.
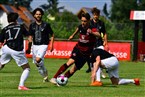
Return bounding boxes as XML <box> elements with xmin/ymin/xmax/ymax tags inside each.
<box><xmin>28</xmin><ymin>23</ymin><xmax>34</xmax><ymax>36</ymax></box>
<box><xmin>100</xmin><ymin>21</ymin><xmax>106</xmax><ymax>35</ymax></box>
<box><xmin>46</xmin><ymin>23</ymin><xmax>54</xmax><ymax>36</ymax></box>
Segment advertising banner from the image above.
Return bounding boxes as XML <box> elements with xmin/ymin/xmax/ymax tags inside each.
<box><xmin>25</xmin><ymin>40</ymin><xmax>131</xmax><ymax>61</ymax></box>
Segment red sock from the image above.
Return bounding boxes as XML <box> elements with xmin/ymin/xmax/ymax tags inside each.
<box><xmin>53</xmin><ymin>63</ymin><xmax>68</xmax><ymax>78</ymax></box>
<box><xmin>65</xmin><ymin>70</ymin><xmax>75</xmax><ymax>78</ymax></box>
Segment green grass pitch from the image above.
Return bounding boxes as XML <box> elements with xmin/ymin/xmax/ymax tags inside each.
<box><xmin>0</xmin><ymin>58</ymin><xmax>145</xmax><ymax>97</ymax></box>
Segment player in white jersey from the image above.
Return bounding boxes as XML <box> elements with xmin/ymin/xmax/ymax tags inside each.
<box><xmin>0</xmin><ymin>12</ymin><xmax>30</xmax><ymax>90</ymax></box>
<box><xmin>90</xmin><ymin>48</ymin><xmax>140</xmax><ymax>86</ymax></box>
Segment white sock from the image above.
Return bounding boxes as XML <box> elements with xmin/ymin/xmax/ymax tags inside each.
<box><xmin>38</xmin><ymin>65</ymin><xmax>48</xmax><ymax>78</ymax></box>
<box><xmin>19</xmin><ymin>68</ymin><xmax>30</xmax><ymax>86</ymax></box>
<box><xmin>96</xmin><ymin>67</ymin><xmax>101</xmax><ymax>81</ymax></box>
<box><xmin>118</xmin><ymin>79</ymin><xmax>134</xmax><ymax>85</ymax></box>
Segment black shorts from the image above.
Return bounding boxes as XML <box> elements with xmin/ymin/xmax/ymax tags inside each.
<box><xmin>70</xmin><ymin>47</ymin><xmax>90</xmax><ymax>70</ymax></box>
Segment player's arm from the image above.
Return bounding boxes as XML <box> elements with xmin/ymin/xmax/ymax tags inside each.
<box><xmin>91</xmin><ymin>55</ymin><xmax>101</xmax><ymax>83</ymax></box>
<box><xmin>26</xmin><ymin>35</ymin><xmax>33</xmax><ymax>54</ymax></box>
<box><xmin>49</xmin><ymin>33</ymin><xmax>54</xmax><ymax>52</ymax></box>
<box><xmin>103</xmin><ymin>33</ymin><xmax>109</xmax><ymax>51</ymax></box>
<box><xmin>87</xmin><ymin>28</ymin><xmax>100</xmax><ymax>37</ymax></box>
<box><xmin>101</xmin><ymin>22</ymin><xmax>109</xmax><ymax>51</ymax></box>
<box><xmin>26</xmin><ymin>23</ymin><xmax>33</xmax><ymax>54</ymax></box>
<box><xmin>68</xmin><ymin>27</ymin><xmax>79</xmax><ymax>40</ymax></box>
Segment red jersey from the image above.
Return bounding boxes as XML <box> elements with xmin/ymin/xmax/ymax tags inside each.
<box><xmin>76</xmin><ymin>25</ymin><xmax>96</xmax><ymax>55</ymax></box>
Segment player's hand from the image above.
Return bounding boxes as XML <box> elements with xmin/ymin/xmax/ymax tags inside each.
<box><xmin>104</xmin><ymin>44</ymin><xmax>109</xmax><ymax>51</ymax></box>
<box><xmin>49</xmin><ymin>44</ymin><xmax>54</xmax><ymax>52</ymax></box>
<box><xmin>91</xmin><ymin>72</ymin><xmax>96</xmax><ymax>79</ymax></box>
<box><xmin>26</xmin><ymin>49</ymin><xmax>31</xmax><ymax>54</ymax></box>
<box><xmin>68</xmin><ymin>35</ymin><xmax>73</xmax><ymax>40</ymax></box>
<box><xmin>87</xmin><ymin>29</ymin><xmax>92</xmax><ymax>34</ymax></box>
<box><xmin>0</xmin><ymin>42</ymin><xmax>3</xmax><ymax>49</ymax></box>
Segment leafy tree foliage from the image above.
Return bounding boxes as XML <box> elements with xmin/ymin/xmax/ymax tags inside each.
<box><xmin>40</xmin><ymin>0</ymin><xmax>64</xmax><ymax>16</ymax></box>
<box><xmin>43</xmin><ymin>10</ymin><xmax>79</xmax><ymax>39</ymax></box>
<box><xmin>103</xmin><ymin>3</ymin><xmax>109</xmax><ymax>18</ymax></box>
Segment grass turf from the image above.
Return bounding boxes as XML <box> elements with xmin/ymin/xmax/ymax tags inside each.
<box><xmin>0</xmin><ymin>58</ymin><xmax>144</xmax><ymax>97</ymax></box>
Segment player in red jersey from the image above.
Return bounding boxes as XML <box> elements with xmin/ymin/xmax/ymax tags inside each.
<box><xmin>50</xmin><ymin>13</ymin><xmax>100</xmax><ymax>85</ymax></box>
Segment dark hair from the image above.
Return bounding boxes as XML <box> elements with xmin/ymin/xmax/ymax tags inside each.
<box><xmin>91</xmin><ymin>7</ymin><xmax>100</xmax><ymax>15</ymax></box>
<box><xmin>32</xmin><ymin>8</ymin><xmax>44</xmax><ymax>16</ymax></box>
<box><xmin>81</xmin><ymin>13</ymin><xmax>90</xmax><ymax>20</ymax></box>
<box><xmin>7</xmin><ymin>12</ymin><xmax>18</xmax><ymax>23</ymax></box>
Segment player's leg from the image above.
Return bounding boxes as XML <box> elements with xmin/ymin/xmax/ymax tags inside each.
<box><xmin>18</xmin><ymin>63</ymin><xmax>30</xmax><ymax>90</ymax></box>
<box><xmin>106</xmin><ymin>57</ymin><xmax>140</xmax><ymax>86</ymax></box>
<box><xmin>12</xmin><ymin>50</ymin><xmax>30</xmax><ymax>90</ymax></box>
<box><xmin>33</xmin><ymin>45</ymin><xmax>48</xmax><ymax>82</ymax></box>
<box><xmin>65</xmin><ymin>64</ymin><xmax>78</xmax><ymax>78</ymax></box>
<box><xmin>86</xmin><ymin>60</ymin><xmax>91</xmax><ymax>73</ymax></box>
<box><xmin>50</xmin><ymin>58</ymin><xmax>74</xmax><ymax>84</ymax></box>
<box><xmin>118</xmin><ymin>78</ymin><xmax>140</xmax><ymax>85</ymax></box>
<box><xmin>101</xmin><ymin>69</ymin><xmax>106</xmax><ymax>78</ymax></box>
<box><xmin>0</xmin><ymin>45</ymin><xmax>11</xmax><ymax>70</ymax></box>
<box><xmin>35</xmin><ymin>57</ymin><xmax>48</xmax><ymax>82</ymax></box>
<box><xmin>110</xmin><ymin>76</ymin><xmax>140</xmax><ymax>85</ymax></box>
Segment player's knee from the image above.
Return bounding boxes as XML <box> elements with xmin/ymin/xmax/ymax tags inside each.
<box><xmin>21</xmin><ymin>63</ymin><xmax>30</xmax><ymax>70</ymax></box>
<box><xmin>35</xmin><ymin>58</ymin><xmax>41</xmax><ymax>64</ymax></box>
<box><xmin>110</xmin><ymin>76</ymin><xmax>119</xmax><ymax>85</ymax></box>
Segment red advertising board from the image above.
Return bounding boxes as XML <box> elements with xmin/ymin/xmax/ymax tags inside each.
<box><xmin>25</xmin><ymin>40</ymin><xmax>131</xmax><ymax>61</ymax></box>
<box><xmin>108</xmin><ymin>42</ymin><xmax>131</xmax><ymax>61</ymax></box>
<box><xmin>25</xmin><ymin>41</ymin><xmax>77</xmax><ymax>58</ymax></box>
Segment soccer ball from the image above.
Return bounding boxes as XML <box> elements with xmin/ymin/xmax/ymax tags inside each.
<box><xmin>56</xmin><ymin>74</ymin><xmax>68</xmax><ymax>86</ymax></box>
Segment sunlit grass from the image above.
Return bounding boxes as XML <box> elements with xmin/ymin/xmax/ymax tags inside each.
<box><xmin>0</xmin><ymin>58</ymin><xmax>144</xmax><ymax>97</ymax></box>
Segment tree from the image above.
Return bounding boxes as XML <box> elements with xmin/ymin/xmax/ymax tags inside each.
<box><xmin>43</xmin><ymin>10</ymin><xmax>79</xmax><ymax>39</ymax></box>
<box><xmin>103</xmin><ymin>3</ymin><xmax>109</xmax><ymax>18</ymax></box>
<box><xmin>40</xmin><ymin>0</ymin><xmax>64</xmax><ymax>16</ymax></box>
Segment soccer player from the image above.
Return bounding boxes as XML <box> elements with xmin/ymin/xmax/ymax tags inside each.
<box><xmin>50</xmin><ymin>13</ymin><xmax>100</xmax><ymax>85</ymax></box>
<box><xmin>26</xmin><ymin>8</ymin><xmax>54</xmax><ymax>82</ymax></box>
<box><xmin>86</xmin><ymin>7</ymin><xmax>108</xmax><ymax>83</ymax></box>
<box><xmin>0</xmin><ymin>12</ymin><xmax>30</xmax><ymax>90</ymax></box>
<box><xmin>90</xmin><ymin>48</ymin><xmax>140</xmax><ymax>86</ymax></box>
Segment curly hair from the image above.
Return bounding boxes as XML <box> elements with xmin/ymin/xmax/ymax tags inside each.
<box><xmin>32</xmin><ymin>8</ymin><xmax>44</xmax><ymax>16</ymax></box>
<box><xmin>91</xmin><ymin>7</ymin><xmax>100</xmax><ymax>15</ymax></box>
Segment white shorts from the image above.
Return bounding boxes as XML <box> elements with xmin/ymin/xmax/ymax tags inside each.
<box><xmin>32</xmin><ymin>45</ymin><xmax>48</xmax><ymax>61</ymax></box>
<box><xmin>0</xmin><ymin>45</ymin><xmax>28</xmax><ymax>67</ymax></box>
<box><xmin>101</xmin><ymin>56</ymin><xmax>119</xmax><ymax>78</ymax></box>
